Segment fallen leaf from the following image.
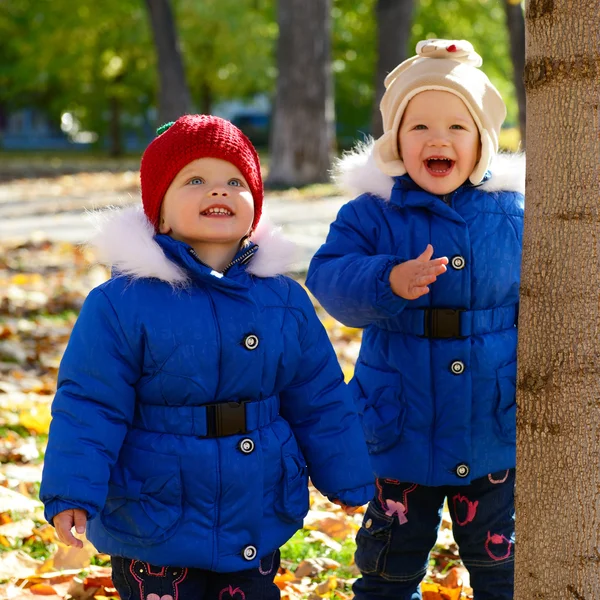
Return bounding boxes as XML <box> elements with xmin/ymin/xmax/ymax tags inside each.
<box><xmin>29</xmin><ymin>583</ymin><xmax>58</xmax><ymax>595</ymax></box>
<box><xmin>314</xmin><ymin>576</ymin><xmax>337</xmax><ymax>596</ymax></box>
<box><xmin>421</xmin><ymin>581</ymin><xmax>462</xmax><ymax>600</ymax></box>
<box><xmin>294</xmin><ymin>558</ymin><xmax>340</xmax><ymax>578</ymax></box>
<box><xmin>303</xmin><ymin>531</ymin><xmax>342</xmax><ymax>552</ymax></box>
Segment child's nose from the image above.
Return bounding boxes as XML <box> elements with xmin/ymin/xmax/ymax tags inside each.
<box><xmin>210</xmin><ymin>186</ymin><xmax>229</xmax><ymax>196</ymax></box>
<box><xmin>427</xmin><ymin>134</ymin><xmax>450</xmax><ymax>147</ymax></box>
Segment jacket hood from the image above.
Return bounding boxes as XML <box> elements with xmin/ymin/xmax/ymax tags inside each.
<box><xmin>333</xmin><ymin>138</ymin><xmax>525</xmax><ymax>200</ymax></box>
<box><xmin>87</xmin><ymin>205</ymin><xmax>297</xmax><ymax>285</ymax></box>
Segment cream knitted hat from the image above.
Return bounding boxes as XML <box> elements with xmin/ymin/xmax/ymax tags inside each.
<box><xmin>373</xmin><ymin>39</ymin><xmax>507</xmax><ymax>185</ymax></box>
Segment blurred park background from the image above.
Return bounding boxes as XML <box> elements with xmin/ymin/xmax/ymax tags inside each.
<box><xmin>0</xmin><ymin>1</ymin><xmax>526</xmax><ymax>599</ymax></box>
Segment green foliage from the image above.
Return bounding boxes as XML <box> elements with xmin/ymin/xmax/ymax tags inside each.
<box><xmin>332</xmin><ymin>0</ymin><xmax>376</xmax><ymax>144</ymax></box>
<box><xmin>411</xmin><ymin>0</ymin><xmax>517</xmax><ymax>126</ymax></box>
<box><xmin>281</xmin><ymin>529</ymin><xmax>357</xmax><ymax>578</ymax></box>
<box><xmin>0</xmin><ymin>0</ymin><xmax>518</xmax><ymax>147</ymax></box>
<box><xmin>177</xmin><ymin>0</ymin><xmax>277</xmax><ymax>111</ymax></box>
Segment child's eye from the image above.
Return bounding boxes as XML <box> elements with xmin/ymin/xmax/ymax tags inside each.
<box><xmin>413</xmin><ymin>124</ymin><xmax>427</xmax><ymax>130</ymax></box>
<box><xmin>228</xmin><ymin>179</ymin><xmax>242</xmax><ymax>187</ymax></box>
<box><xmin>450</xmin><ymin>124</ymin><xmax>465</xmax><ymax>130</ymax></box>
<box><xmin>189</xmin><ymin>177</ymin><xmax>205</xmax><ymax>185</ymax></box>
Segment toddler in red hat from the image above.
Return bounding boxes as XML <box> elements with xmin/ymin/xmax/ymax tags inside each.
<box><xmin>40</xmin><ymin>114</ymin><xmax>375</xmax><ymax>600</ymax></box>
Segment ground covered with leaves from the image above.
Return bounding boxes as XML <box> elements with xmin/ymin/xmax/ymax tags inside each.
<box><xmin>0</xmin><ymin>190</ymin><xmax>472</xmax><ymax>599</ymax></box>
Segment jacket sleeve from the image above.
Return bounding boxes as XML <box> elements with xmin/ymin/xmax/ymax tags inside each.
<box><xmin>279</xmin><ymin>281</ymin><xmax>374</xmax><ymax>506</ymax></box>
<box><xmin>40</xmin><ymin>286</ymin><xmax>141</xmax><ymax>524</ymax></box>
<box><xmin>306</xmin><ymin>197</ymin><xmax>407</xmax><ymax>328</ymax></box>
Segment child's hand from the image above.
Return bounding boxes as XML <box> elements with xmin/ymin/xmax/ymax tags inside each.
<box><xmin>389</xmin><ymin>245</ymin><xmax>448</xmax><ymax>300</ymax></box>
<box><xmin>332</xmin><ymin>500</ymin><xmax>362</xmax><ymax>516</ymax></box>
<box><xmin>53</xmin><ymin>508</ymin><xmax>87</xmax><ymax>548</ymax></box>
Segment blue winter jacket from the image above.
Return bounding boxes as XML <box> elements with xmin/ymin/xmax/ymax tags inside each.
<box><xmin>40</xmin><ymin>207</ymin><xmax>374</xmax><ymax>572</ymax></box>
<box><xmin>306</xmin><ymin>148</ymin><xmax>524</xmax><ymax>487</ymax></box>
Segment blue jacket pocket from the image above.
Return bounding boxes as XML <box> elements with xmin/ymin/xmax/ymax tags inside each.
<box><xmin>495</xmin><ymin>361</ymin><xmax>517</xmax><ymax>442</ymax></box>
<box><xmin>275</xmin><ymin>434</ymin><xmax>309</xmax><ymax>524</ymax></box>
<box><xmin>101</xmin><ymin>444</ymin><xmax>182</xmax><ymax>545</ymax></box>
<box><xmin>353</xmin><ymin>362</ymin><xmax>405</xmax><ymax>454</ymax></box>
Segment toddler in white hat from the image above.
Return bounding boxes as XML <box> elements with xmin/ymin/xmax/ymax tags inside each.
<box><xmin>307</xmin><ymin>39</ymin><xmax>524</xmax><ymax>600</ymax></box>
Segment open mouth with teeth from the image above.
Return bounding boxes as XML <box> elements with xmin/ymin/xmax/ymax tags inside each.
<box><xmin>424</xmin><ymin>157</ymin><xmax>455</xmax><ymax>177</ymax></box>
<box><xmin>200</xmin><ymin>205</ymin><xmax>234</xmax><ymax>217</ymax></box>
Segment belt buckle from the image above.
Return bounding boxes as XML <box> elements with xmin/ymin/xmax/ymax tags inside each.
<box><xmin>206</xmin><ymin>401</ymin><xmax>248</xmax><ymax>437</ymax></box>
<box><xmin>423</xmin><ymin>308</ymin><xmax>464</xmax><ymax>339</ymax></box>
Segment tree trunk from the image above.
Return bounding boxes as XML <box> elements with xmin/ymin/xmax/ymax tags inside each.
<box><xmin>200</xmin><ymin>80</ymin><xmax>213</xmax><ymax>116</ymax></box>
<box><xmin>144</xmin><ymin>0</ymin><xmax>192</xmax><ymax>125</ymax></box>
<box><xmin>267</xmin><ymin>0</ymin><xmax>333</xmax><ymax>187</ymax></box>
<box><xmin>515</xmin><ymin>1</ymin><xmax>600</xmax><ymax>598</ymax></box>
<box><xmin>108</xmin><ymin>96</ymin><xmax>122</xmax><ymax>157</ymax></box>
<box><xmin>503</xmin><ymin>0</ymin><xmax>527</xmax><ymax>149</ymax></box>
<box><xmin>371</xmin><ymin>0</ymin><xmax>414</xmax><ymax>139</ymax></box>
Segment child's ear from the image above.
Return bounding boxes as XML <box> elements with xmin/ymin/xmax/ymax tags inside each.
<box><xmin>158</xmin><ymin>217</ymin><xmax>171</xmax><ymax>234</ymax></box>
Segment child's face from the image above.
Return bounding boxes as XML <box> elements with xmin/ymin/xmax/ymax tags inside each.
<box><xmin>398</xmin><ymin>90</ymin><xmax>481</xmax><ymax>196</ymax></box>
<box><xmin>159</xmin><ymin>157</ymin><xmax>254</xmax><ymax>249</ymax></box>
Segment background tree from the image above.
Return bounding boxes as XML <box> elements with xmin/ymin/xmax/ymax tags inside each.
<box><xmin>267</xmin><ymin>0</ymin><xmax>334</xmax><ymax>186</ymax></box>
<box><xmin>370</xmin><ymin>0</ymin><xmax>414</xmax><ymax>139</ymax></box>
<box><xmin>144</xmin><ymin>0</ymin><xmax>191</xmax><ymax>124</ymax></box>
<box><xmin>502</xmin><ymin>0</ymin><xmax>526</xmax><ymax>148</ymax></box>
<box><xmin>515</xmin><ymin>0</ymin><xmax>599</xmax><ymax>597</ymax></box>
<box><xmin>176</xmin><ymin>0</ymin><xmax>276</xmax><ymax>115</ymax></box>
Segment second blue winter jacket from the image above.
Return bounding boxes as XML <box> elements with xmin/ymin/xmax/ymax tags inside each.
<box><xmin>40</xmin><ymin>207</ymin><xmax>374</xmax><ymax>572</ymax></box>
<box><xmin>307</xmin><ymin>147</ymin><xmax>524</xmax><ymax>487</ymax></box>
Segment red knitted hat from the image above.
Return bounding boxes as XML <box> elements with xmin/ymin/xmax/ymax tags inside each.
<box><xmin>140</xmin><ymin>114</ymin><xmax>263</xmax><ymax>232</ymax></box>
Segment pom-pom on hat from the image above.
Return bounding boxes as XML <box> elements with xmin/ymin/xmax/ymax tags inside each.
<box><xmin>373</xmin><ymin>39</ymin><xmax>507</xmax><ymax>185</ymax></box>
<box><xmin>141</xmin><ymin>114</ymin><xmax>263</xmax><ymax>231</ymax></box>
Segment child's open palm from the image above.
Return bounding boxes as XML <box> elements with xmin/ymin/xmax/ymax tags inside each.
<box><xmin>390</xmin><ymin>245</ymin><xmax>448</xmax><ymax>300</ymax></box>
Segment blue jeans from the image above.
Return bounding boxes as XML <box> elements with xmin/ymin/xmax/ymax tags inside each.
<box><xmin>111</xmin><ymin>550</ymin><xmax>280</xmax><ymax>600</ymax></box>
<box><xmin>353</xmin><ymin>470</ymin><xmax>515</xmax><ymax>600</ymax></box>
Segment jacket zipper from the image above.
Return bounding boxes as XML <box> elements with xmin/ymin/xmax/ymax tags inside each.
<box><xmin>187</xmin><ymin>246</ymin><xmax>258</xmax><ymax>274</ymax></box>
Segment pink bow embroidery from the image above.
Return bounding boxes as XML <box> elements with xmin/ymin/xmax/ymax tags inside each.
<box><xmin>385</xmin><ymin>499</ymin><xmax>408</xmax><ymax>524</ymax></box>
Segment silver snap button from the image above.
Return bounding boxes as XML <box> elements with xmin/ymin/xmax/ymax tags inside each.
<box><xmin>239</xmin><ymin>438</ymin><xmax>255</xmax><ymax>454</ymax></box>
<box><xmin>450</xmin><ymin>360</ymin><xmax>465</xmax><ymax>375</ymax></box>
<box><xmin>456</xmin><ymin>464</ymin><xmax>470</xmax><ymax>478</ymax></box>
<box><xmin>243</xmin><ymin>334</ymin><xmax>259</xmax><ymax>350</ymax></box>
<box><xmin>365</xmin><ymin>519</ymin><xmax>373</xmax><ymax>529</ymax></box>
<box><xmin>243</xmin><ymin>545</ymin><xmax>257</xmax><ymax>561</ymax></box>
<box><xmin>451</xmin><ymin>255</ymin><xmax>465</xmax><ymax>270</ymax></box>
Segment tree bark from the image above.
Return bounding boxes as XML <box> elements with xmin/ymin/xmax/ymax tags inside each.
<box><xmin>108</xmin><ymin>96</ymin><xmax>122</xmax><ymax>157</ymax></box>
<box><xmin>515</xmin><ymin>0</ymin><xmax>600</xmax><ymax>597</ymax></box>
<box><xmin>267</xmin><ymin>0</ymin><xmax>333</xmax><ymax>187</ymax></box>
<box><xmin>371</xmin><ymin>0</ymin><xmax>414</xmax><ymax>139</ymax></box>
<box><xmin>144</xmin><ymin>0</ymin><xmax>191</xmax><ymax>125</ymax></box>
<box><xmin>503</xmin><ymin>0</ymin><xmax>527</xmax><ymax>149</ymax></box>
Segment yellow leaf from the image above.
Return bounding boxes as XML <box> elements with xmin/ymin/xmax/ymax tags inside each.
<box><xmin>421</xmin><ymin>581</ymin><xmax>462</xmax><ymax>600</ymax></box>
<box><xmin>11</xmin><ymin>274</ymin><xmax>43</xmax><ymax>286</ymax></box>
<box><xmin>19</xmin><ymin>405</ymin><xmax>52</xmax><ymax>435</ymax></box>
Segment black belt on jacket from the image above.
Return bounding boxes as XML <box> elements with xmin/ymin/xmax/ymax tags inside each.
<box><xmin>376</xmin><ymin>305</ymin><xmax>518</xmax><ymax>338</ymax></box>
<box><xmin>132</xmin><ymin>394</ymin><xmax>280</xmax><ymax>437</ymax></box>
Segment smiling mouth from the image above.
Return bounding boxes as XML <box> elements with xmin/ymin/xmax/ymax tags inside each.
<box><xmin>424</xmin><ymin>157</ymin><xmax>455</xmax><ymax>177</ymax></box>
<box><xmin>200</xmin><ymin>206</ymin><xmax>234</xmax><ymax>217</ymax></box>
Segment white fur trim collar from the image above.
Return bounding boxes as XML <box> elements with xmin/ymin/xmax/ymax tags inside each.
<box><xmin>87</xmin><ymin>206</ymin><xmax>296</xmax><ymax>285</ymax></box>
<box><xmin>333</xmin><ymin>139</ymin><xmax>525</xmax><ymax>200</ymax></box>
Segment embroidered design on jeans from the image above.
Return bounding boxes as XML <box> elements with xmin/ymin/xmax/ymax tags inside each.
<box><xmin>258</xmin><ymin>552</ymin><xmax>275</xmax><ymax>576</ymax></box>
<box><xmin>130</xmin><ymin>561</ymin><xmax>188</xmax><ymax>600</ymax></box>
<box><xmin>452</xmin><ymin>493</ymin><xmax>479</xmax><ymax>526</ymax></box>
<box><xmin>219</xmin><ymin>585</ymin><xmax>246</xmax><ymax>600</ymax></box>
<box><xmin>376</xmin><ymin>479</ymin><xmax>418</xmax><ymax>523</ymax></box>
<box><xmin>485</xmin><ymin>532</ymin><xmax>513</xmax><ymax>561</ymax></box>
<box><xmin>488</xmin><ymin>470</ymin><xmax>510</xmax><ymax>484</ymax></box>
<box><xmin>385</xmin><ymin>499</ymin><xmax>408</xmax><ymax>524</ymax></box>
